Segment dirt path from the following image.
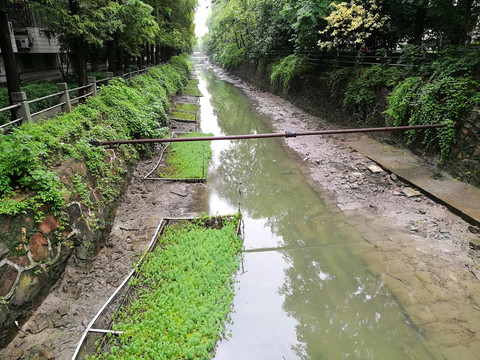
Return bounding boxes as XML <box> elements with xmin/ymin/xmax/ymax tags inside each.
<box><xmin>205</xmin><ymin>62</ymin><xmax>480</xmax><ymax>358</ymax></box>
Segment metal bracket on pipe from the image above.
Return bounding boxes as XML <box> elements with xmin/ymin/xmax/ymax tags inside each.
<box><xmin>285</xmin><ymin>131</ymin><xmax>297</xmax><ymax>138</ymax></box>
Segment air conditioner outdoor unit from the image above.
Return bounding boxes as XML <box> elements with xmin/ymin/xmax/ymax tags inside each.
<box><xmin>17</xmin><ymin>38</ymin><xmax>30</xmax><ymax>49</ymax></box>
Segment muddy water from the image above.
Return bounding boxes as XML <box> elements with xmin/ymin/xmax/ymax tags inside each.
<box><xmin>196</xmin><ymin>67</ymin><xmax>437</xmax><ymax>359</ymax></box>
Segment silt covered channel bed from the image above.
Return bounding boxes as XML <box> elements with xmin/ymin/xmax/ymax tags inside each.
<box><xmin>196</xmin><ymin>65</ymin><xmax>441</xmax><ymax>359</ymax></box>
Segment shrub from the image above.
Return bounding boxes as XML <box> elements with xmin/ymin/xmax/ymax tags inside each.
<box><xmin>218</xmin><ymin>44</ymin><xmax>244</xmax><ymax>69</ymax></box>
<box><xmin>386</xmin><ymin>75</ymin><xmax>480</xmax><ymax>159</ymax></box>
<box><xmin>270</xmin><ymin>55</ymin><xmax>310</xmax><ymax>94</ymax></box>
<box><xmin>343</xmin><ymin>65</ymin><xmax>399</xmax><ymax>121</ymax></box>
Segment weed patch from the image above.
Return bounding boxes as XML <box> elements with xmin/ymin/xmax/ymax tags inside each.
<box><xmin>159</xmin><ymin>132</ymin><xmax>212</xmax><ymax>179</ymax></box>
<box><xmin>87</xmin><ymin>215</ymin><xmax>243</xmax><ymax>360</ymax></box>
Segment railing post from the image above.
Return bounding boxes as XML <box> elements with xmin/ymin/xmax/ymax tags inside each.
<box><xmin>57</xmin><ymin>82</ymin><xmax>72</xmax><ymax>113</ymax></box>
<box><xmin>11</xmin><ymin>92</ymin><xmax>32</xmax><ymax>123</ymax></box>
<box><xmin>106</xmin><ymin>72</ymin><xmax>114</xmax><ymax>85</ymax></box>
<box><xmin>88</xmin><ymin>76</ymin><xmax>97</xmax><ymax>97</ymax></box>
<box><xmin>129</xmin><ymin>68</ymin><xmax>132</xmax><ymax>80</ymax></box>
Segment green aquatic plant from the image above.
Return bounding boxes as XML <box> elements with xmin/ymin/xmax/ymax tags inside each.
<box><xmin>160</xmin><ymin>132</ymin><xmax>213</xmax><ymax>179</ymax></box>
<box><xmin>173</xmin><ymin>103</ymin><xmax>198</xmax><ymax>112</ymax></box>
<box><xmin>88</xmin><ymin>216</ymin><xmax>243</xmax><ymax>359</ymax></box>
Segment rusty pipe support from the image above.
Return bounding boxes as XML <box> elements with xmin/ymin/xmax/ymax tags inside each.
<box><xmin>90</xmin><ymin>124</ymin><xmax>447</xmax><ymax>147</ymax></box>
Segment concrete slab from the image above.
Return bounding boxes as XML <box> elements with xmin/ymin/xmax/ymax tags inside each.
<box><xmin>346</xmin><ymin>137</ymin><xmax>480</xmax><ymax>226</ymax></box>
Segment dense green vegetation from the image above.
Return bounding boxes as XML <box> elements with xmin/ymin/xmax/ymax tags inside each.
<box><xmin>160</xmin><ymin>132</ymin><xmax>212</xmax><ymax>179</ymax></box>
<box><xmin>0</xmin><ymin>54</ymin><xmax>191</xmax><ymax>217</ymax></box>
<box><xmin>204</xmin><ymin>0</ymin><xmax>480</xmax><ymax>160</ymax></box>
<box><xmin>0</xmin><ymin>72</ymin><xmax>108</xmax><ymax>125</ymax></box>
<box><xmin>88</xmin><ymin>215</ymin><xmax>243</xmax><ymax>360</ymax></box>
<box><xmin>0</xmin><ymin>0</ymin><xmax>197</xmax><ymax>106</ymax></box>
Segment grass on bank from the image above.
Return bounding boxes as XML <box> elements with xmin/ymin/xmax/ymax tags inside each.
<box><xmin>159</xmin><ymin>132</ymin><xmax>212</xmax><ymax>179</ymax></box>
<box><xmin>173</xmin><ymin>103</ymin><xmax>198</xmax><ymax>112</ymax></box>
<box><xmin>169</xmin><ymin>110</ymin><xmax>196</xmax><ymax>121</ymax></box>
<box><xmin>88</xmin><ymin>215</ymin><xmax>243</xmax><ymax>360</ymax></box>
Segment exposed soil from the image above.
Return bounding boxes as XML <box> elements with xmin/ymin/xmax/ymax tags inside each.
<box><xmin>2</xmin><ymin>62</ymin><xmax>480</xmax><ymax>359</ymax></box>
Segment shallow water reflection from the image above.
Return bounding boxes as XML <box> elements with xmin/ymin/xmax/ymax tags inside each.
<box><xmin>197</xmin><ymin>67</ymin><xmax>435</xmax><ymax>359</ymax></box>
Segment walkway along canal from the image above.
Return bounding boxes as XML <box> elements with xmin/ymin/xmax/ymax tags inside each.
<box><xmin>195</xmin><ymin>63</ymin><xmax>480</xmax><ymax>359</ymax></box>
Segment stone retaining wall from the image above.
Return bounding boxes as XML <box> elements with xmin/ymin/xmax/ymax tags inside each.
<box><xmin>0</xmin><ymin>150</ymin><xmax>135</xmax><ymax>347</ymax></box>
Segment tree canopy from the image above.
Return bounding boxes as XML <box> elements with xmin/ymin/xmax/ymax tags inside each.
<box><xmin>204</xmin><ymin>0</ymin><xmax>480</xmax><ymax>62</ymax></box>
<box><xmin>1</xmin><ymin>0</ymin><xmax>197</xmax><ymax>92</ymax></box>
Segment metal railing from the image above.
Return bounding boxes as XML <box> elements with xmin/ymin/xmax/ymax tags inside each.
<box><xmin>0</xmin><ymin>66</ymin><xmax>153</xmax><ymax>131</ymax></box>
<box><xmin>265</xmin><ymin>49</ymin><xmax>424</xmax><ymax>69</ymax></box>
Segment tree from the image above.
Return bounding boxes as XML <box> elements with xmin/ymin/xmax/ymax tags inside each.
<box><xmin>144</xmin><ymin>0</ymin><xmax>198</xmax><ymax>62</ymax></box>
<box><xmin>0</xmin><ymin>0</ymin><xmax>21</xmax><ymax>110</ymax></box>
<box><xmin>32</xmin><ymin>0</ymin><xmax>123</xmax><ymax>87</ymax></box>
<box><xmin>318</xmin><ymin>0</ymin><xmax>389</xmax><ymax>50</ymax></box>
<box><xmin>107</xmin><ymin>0</ymin><xmax>159</xmax><ymax>74</ymax></box>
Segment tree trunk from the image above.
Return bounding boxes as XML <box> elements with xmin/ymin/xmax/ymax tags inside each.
<box><xmin>116</xmin><ymin>49</ymin><xmax>124</xmax><ymax>75</ymax></box>
<box><xmin>124</xmin><ymin>55</ymin><xmax>130</xmax><ymax>74</ymax></box>
<box><xmin>155</xmin><ymin>44</ymin><xmax>160</xmax><ymax>64</ymax></box>
<box><xmin>107</xmin><ymin>40</ymin><xmax>117</xmax><ymax>74</ymax></box>
<box><xmin>68</xmin><ymin>0</ymin><xmax>87</xmax><ymax>88</ymax></box>
<box><xmin>458</xmin><ymin>0</ymin><xmax>474</xmax><ymax>45</ymax></box>
<box><xmin>0</xmin><ymin>6</ymin><xmax>21</xmax><ymax>111</ymax></box>
<box><xmin>145</xmin><ymin>44</ymin><xmax>150</xmax><ymax>65</ymax></box>
<box><xmin>412</xmin><ymin>4</ymin><xmax>427</xmax><ymax>44</ymax></box>
<box><xmin>72</xmin><ymin>37</ymin><xmax>87</xmax><ymax>88</ymax></box>
<box><xmin>150</xmin><ymin>44</ymin><xmax>154</xmax><ymax>66</ymax></box>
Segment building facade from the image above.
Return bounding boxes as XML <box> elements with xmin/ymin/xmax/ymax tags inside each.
<box><xmin>0</xmin><ymin>2</ymin><xmax>61</xmax><ymax>84</ymax></box>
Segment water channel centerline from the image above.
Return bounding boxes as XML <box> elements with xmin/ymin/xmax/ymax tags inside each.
<box><xmin>195</xmin><ymin>64</ymin><xmax>441</xmax><ymax>359</ymax></box>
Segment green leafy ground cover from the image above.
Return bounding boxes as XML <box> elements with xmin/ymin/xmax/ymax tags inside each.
<box><xmin>88</xmin><ymin>215</ymin><xmax>243</xmax><ymax>360</ymax></box>
<box><xmin>159</xmin><ymin>132</ymin><xmax>212</xmax><ymax>179</ymax></box>
<box><xmin>0</xmin><ymin>54</ymin><xmax>191</xmax><ymax>217</ymax></box>
<box><xmin>173</xmin><ymin>103</ymin><xmax>198</xmax><ymax>113</ymax></box>
<box><xmin>169</xmin><ymin>110</ymin><xmax>196</xmax><ymax>121</ymax></box>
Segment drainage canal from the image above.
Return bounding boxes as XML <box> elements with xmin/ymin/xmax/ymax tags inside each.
<box><xmin>196</xmin><ymin>66</ymin><xmax>438</xmax><ymax>359</ymax></box>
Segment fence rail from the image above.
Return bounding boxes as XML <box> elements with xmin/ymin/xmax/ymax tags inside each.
<box><xmin>266</xmin><ymin>50</ymin><xmax>424</xmax><ymax>69</ymax></box>
<box><xmin>0</xmin><ymin>66</ymin><xmax>153</xmax><ymax>130</ymax></box>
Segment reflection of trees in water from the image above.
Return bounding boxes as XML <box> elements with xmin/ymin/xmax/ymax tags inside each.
<box><xmin>279</xmin><ymin>247</ymin><xmax>430</xmax><ymax>359</ymax></box>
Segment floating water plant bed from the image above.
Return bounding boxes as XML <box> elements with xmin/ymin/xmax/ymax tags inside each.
<box><xmin>73</xmin><ymin>215</ymin><xmax>243</xmax><ymax>359</ymax></box>
<box><xmin>144</xmin><ymin>132</ymin><xmax>212</xmax><ymax>182</ymax></box>
<box><xmin>173</xmin><ymin>102</ymin><xmax>198</xmax><ymax>113</ymax></box>
<box><xmin>169</xmin><ymin>109</ymin><xmax>197</xmax><ymax>122</ymax></box>
<box><xmin>184</xmin><ymin>88</ymin><xmax>202</xmax><ymax>97</ymax></box>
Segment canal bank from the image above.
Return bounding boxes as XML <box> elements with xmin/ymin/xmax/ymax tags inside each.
<box><xmin>2</xmin><ymin>59</ymin><xmax>479</xmax><ymax>359</ymax></box>
<box><xmin>197</xmin><ymin>60</ymin><xmax>480</xmax><ymax>359</ymax></box>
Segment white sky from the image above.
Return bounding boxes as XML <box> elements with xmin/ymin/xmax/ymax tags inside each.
<box><xmin>195</xmin><ymin>0</ymin><xmax>211</xmax><ymax>37</ymax></box>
